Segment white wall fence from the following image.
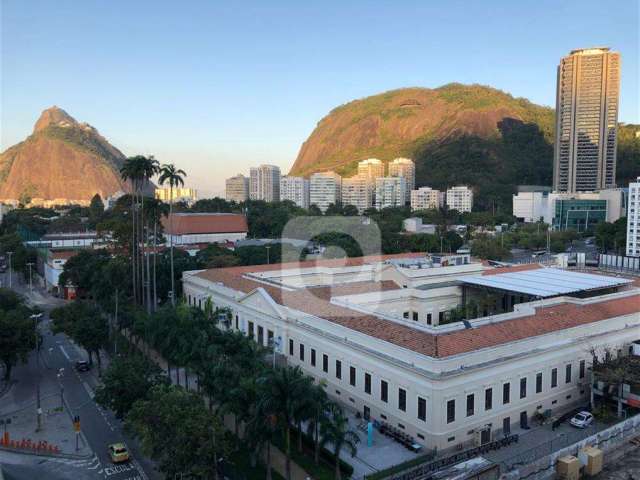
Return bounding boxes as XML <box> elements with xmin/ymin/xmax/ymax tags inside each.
<box><xmin>599</xmin><ymin>254</ymin><xmax>640</xmax><ymax>273</ymax></box>
<box><xmin>501</xmin><ymin>414</ymin><xmax>640</xmax><ymax>480</ymax></box>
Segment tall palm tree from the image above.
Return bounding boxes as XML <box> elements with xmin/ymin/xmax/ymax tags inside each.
<box><xmin>306</xmin><ymin>380</ymin><xmax>329</xmax><ymax>464</ymax></box>
<box><xmin>320</xmin><ymin>404</ymin><xmax>360</xmax><ymax>480</ymax></box>
<box><xmin>257</xmin><ymin>366</ymin><xmax>310</xmax><ymax>480</ymax></box>
<box><xmin>158</xmin><ymin>163</ymin><xmax>186</xmax><ymax>306</ymax></box>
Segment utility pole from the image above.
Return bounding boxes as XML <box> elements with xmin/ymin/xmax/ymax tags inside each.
<box><xmin>265</xmin><ymin>245</ymin><xmax>271</xmax><ymax>265</ymax></box>
<box><xmin>26</xmin><ymin>262</ymin><xmax>34</xmax><ymax>293</ymax></box>
<box><xmin>56</xmin><ymin>368</ymin><xmax>65</xmax><ymax>409</ymax></box>
<box><xmin>31</xmin><ymin>313</ymin><xmax>43</xmax><ymax>431</ymax></box>
<box><xmin>6</xmin><ymin>251</ymin><xmax>12</xmax><ymax>288</ymax></box>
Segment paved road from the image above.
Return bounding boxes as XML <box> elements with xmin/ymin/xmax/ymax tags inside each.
<box><xmin>0</xmin><ymin>272</ymin><xmax>161</xmax><ymax>480</ymax></box>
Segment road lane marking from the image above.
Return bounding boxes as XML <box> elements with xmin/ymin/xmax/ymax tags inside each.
<box><xmin>59</xmin><ymin>345</ymin><xmax>71</xmax><ymax>360</ymax></box>
<box><xmin>82</xmin><ymin>381</ymin><xmax>95</xmax><ymax>399</ymax></box>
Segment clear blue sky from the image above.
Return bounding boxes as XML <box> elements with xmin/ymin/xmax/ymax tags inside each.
<box><xmin>2</xmin><ymin>0</ymin><xmax>638</xmax><ymax>196</ymax></box>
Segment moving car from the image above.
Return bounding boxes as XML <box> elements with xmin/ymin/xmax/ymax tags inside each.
<box><xmin>75</xmin><ymin>360</ymin><xmax>90</xmax><ymax>372</ymax></box>
<box><xmin>108</xmin><ymin>443</ymin><xmax>130</xmax><ymax>463</ymax></box>
<box><xmin>570</xmin><ymin>411</ymin><xmax>594</xmax><ymax>428</ymax></box>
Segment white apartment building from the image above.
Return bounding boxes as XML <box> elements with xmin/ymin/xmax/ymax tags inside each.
<box><xmin>310</xmin><ymin>171</ymin><xmax>342</xmax><ymax>213</ymax></box>
<box><xmin>512</xmin><ymin>191</ymin><xmax>549</xmax><ymax>223</ymax></box>
<box><xmin>250</xmin><ymin>165</ymin><xmax>281</xmax><ymax>202</ymax></box>
<box><xmin>155</xmin><ymin>187</ymin><xmax>198</xmax><ymax>204</ymax></box>
<box><xmin>389</xmin><ymin>158</ymin><xmax>416</xmax><ymax>203</ymax></box>
<box><xmin>225</xmin><ymin>174</ymin><xmax>250</xmax><ymax>203</ymax></box>
<box><xmin>280</xmin><ymin>176</ymin><xmax>310</xmax><ymax>209</ymax></box>
<box><xmin>411</xmin><ymin>187</ymin><xmax>441</xmax><ymax>211</ymax></box>
<box><xmin>375</xmin><ymin>177</ymin><xmax>406</xmax><ymax>210</ymax></box>
<box><xmin>183</xmin><ymin>254</ymin><xmax>640</xmax><ymax>452</ymax></box>
<box><xmin>627</xmin><ymin>177</ymin><xmax>640</xmax><ymax>257</ymax></box>
<box><xmin>446</xmin><ymin>186</ymin><xmax>473</xmax><ymax>213</ymax></box>
<box><xmin>342</xmin><ymin>176</ymin><xmax>372</xmax><ymax>214</ymax></box>
<box><xmin>357</xmin><ymin>158</ymin><xmax>385</xmax><ymax>182</ymax></box>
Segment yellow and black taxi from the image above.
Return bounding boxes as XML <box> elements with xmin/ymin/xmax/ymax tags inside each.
<box><xmin>108</xmin><ymin>443</ymin><xmax>130</xmax><ymax>463</ymax></box>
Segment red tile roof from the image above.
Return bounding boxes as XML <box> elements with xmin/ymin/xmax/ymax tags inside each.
<box><xmin>193</xmin><ymin>254</ymin><xmax>640</xmax><ymax>358</ymax></box>
<box><xmin>162</xmin><ymin>213</ymin><xmax>248</xmax><ymax>235</ymax></box>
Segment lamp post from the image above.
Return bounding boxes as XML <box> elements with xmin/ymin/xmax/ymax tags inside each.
<box><xmin>265</xmin><ymin>245</ymin><xmax>271</xmax><ymax>265</ymax></box>
<box><xmin>56</xmin><ymin>368</ymin><xmax>65</xmax><ymax>409</ymax></box>
<box><xmin>30</xmin><ymin>313</ymin><xmax>43</xmax><ymax>431</ymax></box>
<box><xmin>6</xmin><ymin>251</ymin><xmax>12</xmax><ymax>289</ymax></box>
<box><xmin>26</xmin><ymin>262</ymin><xmax>34</xmax><ymax>293</ymax></box>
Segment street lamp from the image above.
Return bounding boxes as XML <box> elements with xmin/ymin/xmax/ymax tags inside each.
<box><xmin>6</xmin><ymin>251</ymin><xmax>12</xmax><ymax>289</ymax></box>
<box><xmin>265</xmin><ymin>245</ymin><xmax>271</xmax><ymax>265</ymax></box>
<box><xmin>26</xmin><ymin>262</ymin><xmax>34</xmax><ymax>293</ymax></box>
<box><xmin>56</xmin><ymin>368</ymin><xmax>65</xmax><ymax>410</ymax></box>
<box><xmin>30</xmin><ymin>313</ymin><xmax>43</xmax><ymax>431</ymax></box>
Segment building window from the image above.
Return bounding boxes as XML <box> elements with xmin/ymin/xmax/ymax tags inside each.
<box><xmin>350</xmin><ymin>367</ymin><xmax>356</xmax><ymax>387</ymax></box>
<box><xmin>335</xmin><ymin>360</ymin><xmax>342</xmax><ymax>380</ymax></box>
<box><xmin>536</xmin><ymin>373</ymin><xmax>543</xmax><ymax>394</ymax></box>
<box><xmin>565</xmin><ymin>364</ymin><xmax>572</xmax><ymax>384</ymax></box>
<box><xmin>381</xmin><ymin>380</ymin><xmax>388</xmax><ymax>403</ymax></box>
<box><xmin>258</xmin><ymin>326</ymin><xmax>264</xmax><ymax>345</ymax></box>
<box><xmin>299</xmin><ymin>344</ymin><xmax>305</xmax><ymax>362</ymax></box>
<box><xmin>311</xmin><ymin>349</ymin><xmax>316</xmax><ymax>367</ymax></box>
<box><xmin>520</xmin><ymin>378</ymin><xmax>527</xmax><ymax>399</ymax></box>
<box><xmin>398</xmin><ymin>388</ymin><xmax>407</xmax><ymax>412</ymax></box>
<box><xmin>466</xmin><ymin>394</ymin><xmax>474</xmax><ymax>417</ymax></box>
<box><xmin>447</xmin><ymin>399</ymin><xmax>456</xmax><ymax>424</ymax></box>
<box><xmin>267</xmin><ymin>329</ymin><xmax>273</xmax><ymax>345</ymax></box>
<box><xmin>322</xmin><ymin>354</ymin><xmax>328</xmax><ymax>373</ymax></box>
<box><xmin>418</xmin><ymin>397</ymin><xmax>427</xmax><ymax>421</ymax></box>
<box><xmin>412</xmin><ymin>312</ymin><xmax>418</xmax><ymax>321</ymax></box>
<box><xmin>403</xmin><ymin>311</ymin><xmax>409</xmax><ymax>319</ymax></box>
<box><xmin>439</xmin><ymin>312</ymin><xmax>445</xmax><ymax>322</ymax></box>
<box><xmin>288</xmin><ymin>338</ymin><xmax>293</xmax><ymax>356</ymax></box>
<box><xmin>485</xmin><ymin>388</ymin><xmax>493</xmax><ymax>411</ymax></box>
<box><xmin>364</xmin><ymin>373</ymin><xmax>371</xmax><ymax>395</ymax></box>
<box><xmin>579</xmin><ymin>360</ymin><xmax>585</xmax><ymax>379</ymax></box>
<box><xmin>503</xmin><ymin>383</ymin><xmax>510</xmax><ymax>404</ymax></box>
<box><xmin>426</xmin><ymin>313</ymin><xmax>432</xmax><ymax>325</ymax></box>
<box><xmin>551</xmin><ymin>368</ymin><xmax>558</xmax><ymax>388</ymax></box>
<box><xmin>248</xmin><ymin>321</ymin><xmax>254</xmax><ymax>339</ymax></box>
<box><xmin>235</xmin><ymin>315</ymin><xmax>239</xmax><ymax>330</ymax></box>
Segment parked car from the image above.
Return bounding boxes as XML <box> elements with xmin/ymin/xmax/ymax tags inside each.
<box><xmin>570</xmin><ymin>411</ymin><xmax>594</xmax><ymax>428</ymax></box>
<box><xmin>108</xmin><ymin>443</ymin><xmax>130</xmax><ymax>463</ymax></box>
<box><xmin>75</xmin><ymin>360</ymin><xmax>90</xmax><ymax>372</ymax></box>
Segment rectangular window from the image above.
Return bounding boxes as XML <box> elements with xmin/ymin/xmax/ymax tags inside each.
<box><xmin>267</xmin><ymin>329</ymin><xmax>273</xmax><ymax>345</ymax></box>
<box><xmin>288</xmin><ymin>338</ymin><xmax>293</xmax><ymax>356</ymax></box>
<box><xmin>322</xmin><ymin>354</ymin><xmax>328</xmax><ymax>373</ymax></box>
<box><xmin>235</xmin><ymin>315</ymin><xmax>239</xmax><ymax>330</ymax></box>
<box><xmin>520</xmin><ymin>378</ymin><xmax>527</xmax><ymax>399</ymax></box>
<box><xmin>364</xmin><ymin>373</ymin><xmax>371</xmax><ymax>395</ymax></box>
<box><xmin>439</xmin><ymin>311</ymin><xmax>445</xmax><ymax>322</ymax></box>
<box><xmin>403</xmin><ymin>311</ymin><xmax>409</xmax><ymax>319</ymax></box>
<box><xmin>381</xmin><ymin>380</ymin><xmax>388</xmax><ymax>403</ymax></box>
<box><xmin>311</xmin><ymin>349</ymin><xmax>316</xmax><ymax>367</ymax></box>
<box><xmin>418</xmin><ymin>397</ymin><xmax>426</xmax><ymax>421</ymax></box>
<box><xmin>335</xmin><ymin>360</ymin><xmax>342</xmax><ymax>380</ymax></box>
<box><xmin>466</xmin><ymin>394</ymin><xmax>474</xmax><ymax>417</ymax></box>
<box><xmin>503</xmin><ymin>383</ymin><xmax>510</xmax><ymax>404</ymax></box>
<box><xmin>350</xmin><ymin>367</ymin><xmax>356</xmax><ymax>387</ymax></box>
<box><xmin>398</xmin><ymin>388</ymin><xmax>406</xmax><ymax>412</ymax></box>
<box><xmin>536</xmin><ymin>373</ymin><xmax>543</xmax><ymax>393</ymax></box>
<box><xmin>579</xmin><ymin>360</ymin><xmax>585</xmax><ymax>379</ymax></box>
<box><xmin>412</xmin><ymin>312</ymin><xmax>418</xmax><ymax>321</ymax></box>
<box><xmin>426</xmin><ymin>313</ymin><xmax>432</xmax><ymax>325</ymax></box>
<box><xmin>485</xmin><ymin>388</ymin><xmax>493</xmax><ymax>411</ymax></box>
<box><xmin>565</xmin><ymin>364</ymin><xmax>572</xmax><ymax>384</ymax></box>
<box><xmin>551</xmin><ymin>368</ymin><xmax>558</xmax><ymax>388</ymax></box>
<box><xmin>248</xmin><ymin>321</ymin><xmax>254</xmax><ymax>339</ymax></box>
<box><xmin>258</xmin><ymin>326</ymin><xmax>264</xmax><ymax>345</ymax></box>
<box><xmin>299</xmin><ymin>344</ymin><xmax>305</xmax><ymax>362</ymax></box>
<box><xmin>447</xmin><ymin>399</ymin><xmax>456</xmax><ymax>424</ymax></box>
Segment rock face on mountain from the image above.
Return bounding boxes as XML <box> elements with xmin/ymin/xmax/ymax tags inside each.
<box><xmin>0</xmin><ymin>107</ymin><xmax>127</xmax><ymax>204</ymax></box>
<box><xmin>290</xmin><ymin>83</ymin><xmax>639</xmax><ymax>210</ymax></box>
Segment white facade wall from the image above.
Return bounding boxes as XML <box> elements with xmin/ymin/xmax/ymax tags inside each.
<box><xmin>446</xmin><ymin>186</ymin><xmax>474</xmax><ymax>213</ymax></box>
<box><xmin>357</xmin><ymin>159</ymin><xmax>385</xmax><ymax>182</ymax></box>
<box><xmin>389</xmin><ymin>158</ymin><xmax>415</xmax><ymax>203</ymax></box>
<box><xmin>411</xmin><ymin>187</ymin><xmax>441</xmax><ymax>211</ymax></box>
<box><xmin>183</xmin><ymin>272</ymin><xmax>640</xmax><ymax>451</ymax></box>
<box><xmin>310</xmin><ymin>172</ymin><xmax>342</xmax><ymax>213</ymax></box>
<box><xmin>225</xmin><ymin>175</ymin><xmax>250</xmax><ymax>203</ymax></box>
<box><xmin>342</xmin><ymin>176</ymin><xmax>372</xmax><ymax>213</ymax></box>
<box><xmin>627</xmin><ymin>177</ymin><xmax>640</xmax><ymax>256</ymax></box>
<box><xmin>166</xmin><ymin>232</ymin><xmax>247</xmax><ymax>246</ymax></box>
<box><xmin>280</xmin><ymin>176</ymin><xmax>310</xmax><ymax>209</ymax></box>
<box><xmin>375</xmin><ymin>177</ymin><xmax>406</xmax><ymax>210</ymax></box>
<box><xmin>249</xmin><ymin>165</ymin><xmax>281</xmax><ymax>202</ymax></box>
<box><xmin>512</xmin><ymin>192</ymin><xmax>549</xmax><ymax>223</ymax></box>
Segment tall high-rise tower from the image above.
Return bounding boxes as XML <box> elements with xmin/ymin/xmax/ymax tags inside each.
<box><xmin>553</xmin><ymin>48</ymin><xmax>620</xmax><ymax>193</ymax></box>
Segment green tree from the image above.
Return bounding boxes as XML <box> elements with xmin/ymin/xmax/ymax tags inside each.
<box><xmin>158</xmin><ymin>163</ymin><xmax>187</xmax><ymax>306</ymax></box>
<box><xmin>88</xmin><ymin>194</ymin><xmax>105</xmax><ymax>228</ymax></box>
<box><xmin>0</xmin><ymin>289</ymin><xmax>36</xmax><ymax>381</ymax></box>
<box><xmin>94</xmin><ymin>354</ymin><xmax>166</xmax><ymax>418</ymax></box>
<box><xmin>320</xmin><ymin>405</ymin><xmax>360</xmax><ymax>480</ymax></box>
<box><xmin>50</xmin><ymin>301</ymin><xmax>108</xmax><ymax>372</ymax></box>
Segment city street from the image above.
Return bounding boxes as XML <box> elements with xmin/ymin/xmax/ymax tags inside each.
<box><xmin>0</xmin><ymin>271</ymin><xmax>160</xmax><ymax>480</ymax></box>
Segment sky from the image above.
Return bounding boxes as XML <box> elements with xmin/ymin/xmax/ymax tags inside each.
<box><xmin>2</xmin><ymin>0</ymin><xmax>638</xmax><ymax>197</ymax></box>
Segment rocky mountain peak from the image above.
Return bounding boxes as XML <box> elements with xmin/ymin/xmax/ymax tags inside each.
<box><xmin>33</xmin><ymin>106</ymin><xmax>78</xmax><ymax>133</ymax></box>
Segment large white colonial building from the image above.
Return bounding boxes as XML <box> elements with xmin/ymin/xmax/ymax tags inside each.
<box><xmin>183</xmin><ymin>254</ymin><xmax>640</xmax><ymax>452</ymax></box>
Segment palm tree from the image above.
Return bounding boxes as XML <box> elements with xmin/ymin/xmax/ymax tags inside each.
<box><xmin>257</xmin><ymin>366</ymin><xmax>311</xmax><ymax>480</ymax></box>
<box><xmin>158</xmin><ymin>163</ymin><xmax>186</xmax><ymax>306</ymax></box>
<box><xmin>306</xmin><ymin>380</ymin><xmax>329</xmax><ymax>464</ymax></box>
<box><xmin>320</xmin><ymin>405</ymin><xmax>360</xmax><ymax>480</ymax></box>
<box><xmin>245</xmin><ymin>397</ymin><xmax>278</xmax><ymax>480</ymax></box>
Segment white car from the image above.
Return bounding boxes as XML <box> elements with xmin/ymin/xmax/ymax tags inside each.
<box><xmin>570</xmin><ymin>411</ymin><xmax>594</xmax><ymax>428</ymax></box>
